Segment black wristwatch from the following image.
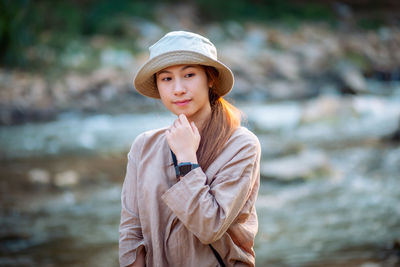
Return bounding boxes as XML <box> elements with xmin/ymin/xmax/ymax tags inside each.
<box><xmin>176</xmin><ymin>162</ymin><xmax>200</xmax><ymax>177</ymax></box>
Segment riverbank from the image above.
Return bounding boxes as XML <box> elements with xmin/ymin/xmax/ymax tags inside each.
<box><xmin>1</xmin><ymin>144</ymin><xmax>399</xmax><ymax>266</ymax></box>
<box><xmin>1</xmin><ymin>91</ymin><xmax>400</xmax><ymax>266</ymax></box>
<box><xmin>1</xmin><ymin>21</ymin><xmax>400</xmax><ymax>125</ymax></box>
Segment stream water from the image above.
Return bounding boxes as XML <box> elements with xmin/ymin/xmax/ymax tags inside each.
<box><xmin>1</xmin><ymin>94</ymin><xmax>400</xmax><ymax>266</ymax></box>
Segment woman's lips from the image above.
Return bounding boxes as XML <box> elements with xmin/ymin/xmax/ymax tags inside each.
<box><xmin>174</xmin><ymin>99</ymin><xmax>191</xmax><ymax>106</ymax></box>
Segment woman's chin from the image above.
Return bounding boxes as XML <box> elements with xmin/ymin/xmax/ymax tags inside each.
<box><xmin>173</xmin><ymin>111</ymin><xmax>191</xmax><ymax>118</ymax></box>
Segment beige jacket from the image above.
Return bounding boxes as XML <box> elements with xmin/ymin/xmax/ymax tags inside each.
<box><xmin>119</xmin><ymin>126</ymin><xmax>261</xmax><ymax>267</ymax></box>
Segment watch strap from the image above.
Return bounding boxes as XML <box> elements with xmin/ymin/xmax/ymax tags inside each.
<box><xmin>177</xmin><ymin>162</ymin><xmax>200</xmax><ymax>177</ymax></box>
<box><xmin>170</xmin><ymin>150</ymin><xmax>199</xmax><ymax>178</ymax></box>
<box><xmin>171</xmin><ymin>150</ymin><xmax>179</xmax><ymax>178</ymax></box>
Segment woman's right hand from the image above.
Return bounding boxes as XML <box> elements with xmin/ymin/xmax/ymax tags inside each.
<box><xmin>166</xmin><ymin>114</ymin><xmax>201</xmax><ymax>164</ymax></box>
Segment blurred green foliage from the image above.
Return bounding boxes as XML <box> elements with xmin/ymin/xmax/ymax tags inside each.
<box><xmin>0</xmin><ymin>0</ymin><xmax>32</xmax><ymax>66</ymax></box>
<box><xmin>0</xmin><ymin>0</ymin><xmax>392</xmax><ymax>69</ymax></box>
<box><xmin>358</xmin><ymin>16</ymin><xmax>386</xmax><ymax>30</ymax></box>
<box><xmin>194</xmin><ymin>0</ymin><xmax>334</xmax><ymax>24</ymax></box>
<box><xmin>0</xmin><ymin>0</ymin><xmax>155</xmax><ymax>68</ymax></box>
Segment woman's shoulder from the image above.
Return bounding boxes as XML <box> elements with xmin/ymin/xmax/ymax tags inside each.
<box><xmin>221</xmin><ymin>126</ymin><xmax>261</xmax><ymax>157</ymax></box>
<box><xmin>137</xmin><ymin>126</ymin><xmax>168</xmax><ymax>140</ymax></box>
<box><xmin>208</xmin><ymin>126</ymin><xmax>260</xmax><ymax>173</ymax></box>
<box><xmin>229</xmin><ymin>126</ymin><xmax>260</xmax><ymax>147</ymax></box>
<box><xmin>130</xmin><ymin>127</ymin><xmax>168</xmax><ymax>151</ymax></box>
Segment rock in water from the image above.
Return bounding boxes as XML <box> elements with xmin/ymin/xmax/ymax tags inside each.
<box><xmin>336</xmin><ymin>61</ymin><xmax>367</xmax><ymax>94</ymax></box>
<box><xmin>260</xmin><ymin>150</ymin><xmax>332</xmax><ymax>181</ymax></box>
<box><xmin>54</xmin><ymin>170</ymin><xmax>80</xmax><ymax>187</ymax></box>
<box><xmin>28</xmin><ymin>168</ymin><xmax>51</xmax><ymax>184</ymax></box>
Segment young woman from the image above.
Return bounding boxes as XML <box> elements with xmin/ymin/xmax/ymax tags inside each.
<box><xmin>119</xmin><ymin>31</ymin><xmax>261</xmax><ymax>267</ymax></box>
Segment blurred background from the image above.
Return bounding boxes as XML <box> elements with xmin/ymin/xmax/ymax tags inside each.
<box><xmin>1</xmin><ymin>0</ymin><xmax>400</xmax><ymax>266</ymax></box>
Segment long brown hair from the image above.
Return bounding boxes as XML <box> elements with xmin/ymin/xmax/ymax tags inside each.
<box><xmin>197</xmin><ymin>66</ymin><xmax>241</xmax><ymax>171</ymax></box>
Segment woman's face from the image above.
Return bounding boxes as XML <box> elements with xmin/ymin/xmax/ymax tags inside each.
<box><xmin>156</xmin><ymin>64</ymin><xmax>213</xmax><ymax>123</ymax></box>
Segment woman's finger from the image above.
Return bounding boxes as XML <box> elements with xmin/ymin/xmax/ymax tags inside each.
<box><xmin>173</xmin><ymin>119</ymin><xmax>180</xmax><ymax>128</ymax></box>
<box><xmin>191</xmin><ymin>121</ymin><xmax>199</xmax><ymax>136</ymax></box>
<box><xmin>178</xmin><ymin>114</ymin><xmax>190</xmax><ymax>127</ymax></box>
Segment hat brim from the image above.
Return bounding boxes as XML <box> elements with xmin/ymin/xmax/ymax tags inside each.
<box><xmin>134</xmin><ymin>50</ymin><xmax>234</xmax><ymax>99</ymax></box>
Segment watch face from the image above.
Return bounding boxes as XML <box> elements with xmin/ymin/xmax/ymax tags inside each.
<box><xmin>179</xmin><ymin>164</ymin><xmax>192</xmax><ymax>176</ymax></box>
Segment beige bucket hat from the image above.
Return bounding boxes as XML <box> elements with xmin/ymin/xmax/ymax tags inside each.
<box><xmin>133</xmin><ymin>31</ymin><xmax>234</xmax><ymax>99</ymax></box>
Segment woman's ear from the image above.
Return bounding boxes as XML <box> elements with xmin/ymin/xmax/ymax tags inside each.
<box><xmin>204</xmin><ymin>65</ymin><xmax>216</xmax><ymax>89</ymax></box>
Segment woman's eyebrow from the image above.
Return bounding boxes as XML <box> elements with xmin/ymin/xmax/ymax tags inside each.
<box><xmin>157</xmin><ymin>65</ymin><xmax>197</xmax><ymax>76</ymax></box>
<box><xmin>157</xmin><ymin>70</ymin><xmax>171</xmax><ymax>75</ymax></box>
<box><xmin>181</xmin><ymin>65</ymin><xmax>197</xmax><ymax>71</ymax></box>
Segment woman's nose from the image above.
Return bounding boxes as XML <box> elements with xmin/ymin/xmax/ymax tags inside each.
<box><xmin>173</xmin><ymin>80</ymin><xmax>186</xmax><ymax>95</ymax></box>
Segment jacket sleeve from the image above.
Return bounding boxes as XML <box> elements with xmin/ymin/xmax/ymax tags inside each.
<box><xmin>119</xmin><ymin>138</ymin><xmax>145</xmax><ymax>266</ymax></box>
<box><xmin>161</xmin><ymin>136</ymin><xmax>260</xmax><ymax>245</ymax></box>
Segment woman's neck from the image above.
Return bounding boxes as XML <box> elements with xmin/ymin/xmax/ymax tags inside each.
<box><xmin>188</xmin><ymin>106</ymin><xmax>212</xmax><ymax>131</ymax></box>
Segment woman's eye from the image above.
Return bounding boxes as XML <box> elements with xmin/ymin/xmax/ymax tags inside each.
<box><xmin>184</xmin><ymin>73</ymin><xmax>195</xmax><ymax>78</ymax></box>
<box><xmin>160</xmin><ymin>77</ymin><xmax>171</xmax><ymax>81</ymax></box>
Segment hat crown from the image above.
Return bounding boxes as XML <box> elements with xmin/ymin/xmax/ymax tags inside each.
<box><xmin>134</xmin><ymin>31</ymin><xmax>234</xmax><ymax>99</ymax></box>
<box><xmin>149</xmin><ymin>31</ymin><xmax>217</xmax><ymax>60</ymax></box>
